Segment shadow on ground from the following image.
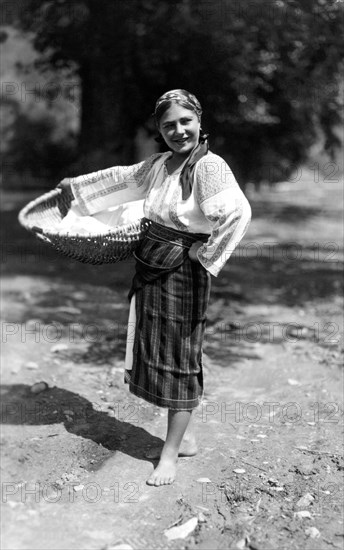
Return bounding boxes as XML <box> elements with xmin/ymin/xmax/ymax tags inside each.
<box><xmin>0</xmin><ymin>383</ymin><xmax>162</xmax><ymax>465</ymax></box>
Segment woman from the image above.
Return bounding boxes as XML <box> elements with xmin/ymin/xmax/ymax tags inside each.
<box><xmin>61</xmin><ymin>89</ymin><xmax>251</xmax><ymax>486</ymax></box>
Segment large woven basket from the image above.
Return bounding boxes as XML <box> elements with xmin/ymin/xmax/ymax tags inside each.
<box><xmin>18</xmin><ymin>188</ymin><xmax>151</xmax><ymax>264</ymax></box>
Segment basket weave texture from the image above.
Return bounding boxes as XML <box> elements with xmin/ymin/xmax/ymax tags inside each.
<box><xmin>18</xmin><ymin>188</ymin><xmax>151</xmax><ymax>264</ymax></box>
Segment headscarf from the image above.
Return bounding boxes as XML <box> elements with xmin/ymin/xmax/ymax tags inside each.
<box><xmin>154</xmin><ymin>89</ymin><xmax>209</xmax><ymax>200</ymax></box>
<box><xmin>154</xmin><ymin>89</ymin><xmax>203</xmax><ymax>121</ymax></box>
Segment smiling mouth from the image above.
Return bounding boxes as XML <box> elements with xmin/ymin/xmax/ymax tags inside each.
<box><xmin>173</xmin><ymin>138</ymin><xmax>189</xmax><ymax>143</ymax></box>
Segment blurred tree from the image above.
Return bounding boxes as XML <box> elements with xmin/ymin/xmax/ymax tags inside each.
<box><xmin>13</xmin><ymin>0</ymin><xmax>344</xmax><ymax>183</ymax></box>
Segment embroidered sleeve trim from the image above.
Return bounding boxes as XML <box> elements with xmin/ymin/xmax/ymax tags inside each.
<box><xmin>73</xmin><ymin>153</ymin><xmax>162</xmax><ymax>197</ymax></box>
<box><xmin>195</xmin><ymin>153</ymin><xmax>236</xmax><ymax>205</ymax></box>
<box><xmin>197</xmin><ymin>193</ymin><xmax>251</xmax><ymax>273</ymax></box>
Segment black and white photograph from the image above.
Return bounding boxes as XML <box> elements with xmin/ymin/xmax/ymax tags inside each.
<box><xmin>1</xmin><ymin>1</ymin><xmax>343</xmax><ymax>549</ymax></box>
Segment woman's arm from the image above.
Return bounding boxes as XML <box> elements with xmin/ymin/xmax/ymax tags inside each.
<box><xmin>195</xmin><ymin>153</ymin><xmax>251</xmax><ymax>277</ymax></box>
<box><xmin>62</xmin><ymin>154</ymin><xmax>162</xmax><ymax>215</ymax></box>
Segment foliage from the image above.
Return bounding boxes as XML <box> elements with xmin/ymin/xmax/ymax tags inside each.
<box><xmin>1</xmin><ymin>98</ymin><xmax>77</xmax><ymax>186</ymax></box>
<box><xmin>10</xmin><ymin>0</ymin><xmax>344</xmax><ymax>183</ymax></box>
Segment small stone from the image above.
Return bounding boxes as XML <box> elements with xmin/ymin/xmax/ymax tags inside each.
<box><xmin>164</xmin><ymin>517</ymin><xmax>198</xmax><ymax>541</ymax></box>
<box><xmin>233</xmin><ymin>469</ymin><xmax>246</xmax><ymax>474</ymax></box>
<box><xmin>294</xmin><ymin>511</ymin><xmax>312</xmax><ymax>519</ymax></box>
<box><xmin>73</xmin><ymin>485</ymin><xmax>84</xmax><ymax>492</ymax></box>
<box><xmin>296</xmin><ymin>493</ymin><xmax>314</xmax><ymax>507</ymax></box>
<box><xmin>51</xmin><ymin>343</ymin><xmax>69</xmax><ymax>353</ymax></box>
<box><xmin>288</xmin><ymin>378</ymin><xmax>301</xmax><ymax>386</ymax></box>
<box><xmin>305</xmin><ymin>526</ymin><xmax>320</xmax><ymax>538</ymax></box>
<box><xmin>198</xmin><ymin>512</ymin><xmax>207</xmax><ymax>523</ymax></box>
<box><xmin>197</xmin><ymin>477</ymin><xmax>212</xmax><ymax>483</ymax></box>
<box><xmin>25</xmin><ymin>362</ymin><xmax>39</xmax><ymax>370</ymax></box>
<box><xmin>30</xmin><ymin>381</ymin><xmax>49</xmax><ymax>394</ymax></box>
<box><xmin>63</xmin><ymin>409</ymin><xmax>75</xmax><ymax>416</ymax></box>
<box><xmin>235</xmin><ymin>538</ymin><xmax>247</xmax><ymax>550</ymax></box>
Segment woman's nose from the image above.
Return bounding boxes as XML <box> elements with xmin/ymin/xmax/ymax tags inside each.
<box><xmin>174</xmin><ymin>123</ymin><xmax>184</xmax><ymax>135</ymax></box>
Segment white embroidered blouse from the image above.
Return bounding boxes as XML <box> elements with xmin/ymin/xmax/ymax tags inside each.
<box><xmin>70</xmin><ymin>151</ymin><xmax>251</xmax><ymax>277</ymax></box>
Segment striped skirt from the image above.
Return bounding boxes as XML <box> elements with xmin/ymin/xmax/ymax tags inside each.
<box><xmin>124</xmin><ymin>221</ymin><xmax>211</xmax><ymax>410</ymax></box>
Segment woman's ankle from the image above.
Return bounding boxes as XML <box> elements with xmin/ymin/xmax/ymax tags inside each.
<box><xmin>160</xmin><ymin>442</ymin><xmax>180</xmax><ymax>461</ymax></box>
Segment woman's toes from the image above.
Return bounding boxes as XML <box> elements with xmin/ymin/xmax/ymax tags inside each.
<box><xmin>146</xmin><ymin>458</ymin><xmax>177</xmax><ymax>486</ymax></box>
<box><xmin>146</xmin><ymin>475</ymin><xmax>156</xmax><ymax>486</ymax></box>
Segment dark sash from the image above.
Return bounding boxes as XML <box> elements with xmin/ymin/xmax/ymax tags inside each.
<box><xmin>128</xmin><ymin>219</ymin><xmax>209</xmax><ymax>300</ymax></box>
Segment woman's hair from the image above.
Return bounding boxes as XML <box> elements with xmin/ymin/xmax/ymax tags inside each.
<box><xmin>154</xmin><ymin>89</ymin><xmax>202</xmax><ymax>126</ymax></box>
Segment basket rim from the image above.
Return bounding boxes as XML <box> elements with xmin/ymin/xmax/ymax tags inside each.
<box><xmin>18</xmin><ymin>188</ymin><xmax>149</xmax><ymax>241</ymax></box>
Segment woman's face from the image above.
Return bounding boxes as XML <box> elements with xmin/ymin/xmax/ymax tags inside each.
<box><xmin>158</xmin><ymin>103</ymin><xmax>200</xmax><ymax>156</ymax></box>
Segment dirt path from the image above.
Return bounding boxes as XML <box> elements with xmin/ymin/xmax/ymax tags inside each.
<box><xmin>1</xmin><ymin>175</ymin><xmax>343</xmax><ymax>550</ymax></box>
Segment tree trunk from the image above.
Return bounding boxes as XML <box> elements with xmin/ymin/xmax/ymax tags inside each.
<box><xmin>77</xmin><ymin>1</ymin><xmax>136</xmax><ymax>170</ymax></box>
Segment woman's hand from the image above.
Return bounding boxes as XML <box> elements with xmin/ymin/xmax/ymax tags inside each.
<box><xmin>57</xmin><ymin>178</ymin><xmax>73</xmax><ymax>191</ymax></box>
<box><xmin>188</xmin><ymin>241</ymin><xmax>204</xmax><ymax>262</ymax></box>
<box><xmin>56</xmin><ymin>178</ymin><xmax>74</xmax><ymax>201</ymax></box>
<box><xmin>56</xmin><ymin>178</ymin><xmax>75</xmax><ymax>216</ymax></box>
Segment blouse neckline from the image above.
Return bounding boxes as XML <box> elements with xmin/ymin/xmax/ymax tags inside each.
<box><xmin>163</xmin><ymin>151</ymin><xmax>189</xmax><ymax>177</ymax></box>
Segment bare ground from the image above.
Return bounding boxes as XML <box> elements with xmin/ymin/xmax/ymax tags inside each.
<box><xmin>1</xmin><ymin>172</ymin><xmax>343</xmax><ymax>550</ymax></box>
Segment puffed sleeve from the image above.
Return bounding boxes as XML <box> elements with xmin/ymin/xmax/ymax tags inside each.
<box><xmin>195</xmin><ymin>153</ymin><xmax>251</xmax><ymax>277</ymax></box>
<box><xmin>69</xmin><ymin>153</ymin><xmax>162</xmax><ymax>215</ymax></box>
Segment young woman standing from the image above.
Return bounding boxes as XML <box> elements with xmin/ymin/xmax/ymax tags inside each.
<box><xmin>62</xmin><ymin>89</ymin><xmax>251</xmax><ymax>486</ymax></box>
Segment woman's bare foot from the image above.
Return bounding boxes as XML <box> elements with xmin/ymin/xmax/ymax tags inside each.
<box><xmin>145</xmin><ymin>439</ymin><xmax>198</xmax><ymax>460</ymax></box>
<box><xmin>146</xmin><ymin>457</ymin><xmax>177</xmax><ymax>486</ymax></box>
<box><xmin>146</xmin><ymin>409</ymin><xmax>195</xmax><ymax>486</ymax></box>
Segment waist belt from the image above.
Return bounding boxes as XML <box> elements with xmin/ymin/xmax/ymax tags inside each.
<box><xmin>128</xmin><ymin>219</ymin><xmax>210</xmax><ymax>300</ymax></box>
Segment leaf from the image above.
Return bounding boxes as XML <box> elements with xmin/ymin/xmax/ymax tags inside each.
<box><xmin>164</xmin><ymin>517</ymin><xmax>198</xmax><ymax>541</ymax></box>
<box><xmin>197</xmin><ymin>477</ymin><xmax>212</xmax><ymax>483</ymax></box>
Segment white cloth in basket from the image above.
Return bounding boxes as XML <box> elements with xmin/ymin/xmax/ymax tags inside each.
<box><xmin>57</xmin><ymin>199</ymin><xmax>144</xmax><ymax>236</ymax></box>
<box><xmin>70</xmin><ymin>152</ymin><xmax>252</xmax><ymax>277</ymax></box>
